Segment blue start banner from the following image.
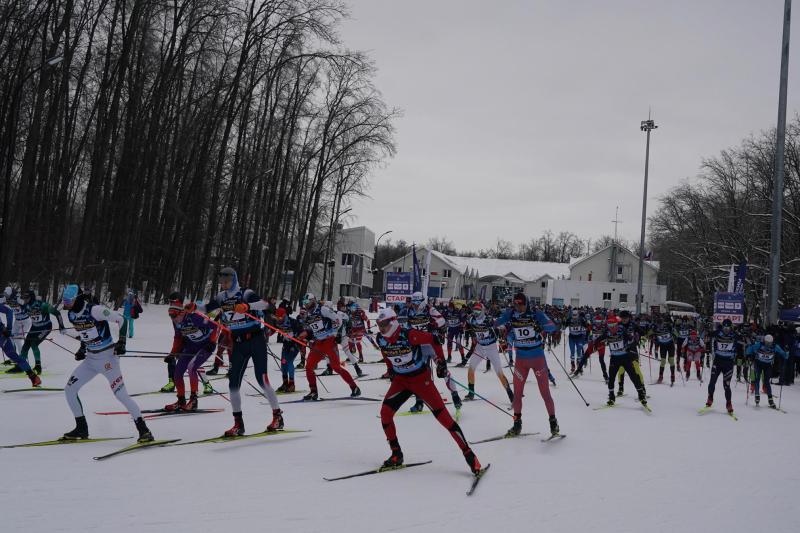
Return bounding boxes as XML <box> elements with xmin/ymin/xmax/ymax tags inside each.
<box><xmin>713</xmin><ymin>292</ymin><xmax>745</xmax><ymax>324</ymax></box>
<box><xmin>385</xmin><ymin>272</ymin><xmax>412</xmax><ymax>303</ymax></box>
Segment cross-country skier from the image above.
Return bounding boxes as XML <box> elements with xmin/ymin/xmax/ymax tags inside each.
<box><xmin>595</xmin><ymin>312</ymin><xmax>648</xmax><ymax>408</ymax></box>
<box><xmin>496</xmin><ymin>293</ymin><xmax>561</xmax><ymax>438</ymax></box>
<box><xmin>374</xmin><ymin>308</ymin><xmax>482</xmax><ymax>474</ymax></box>
<box><xmin>652</xmin><ymin>316</ymin><xmax>676</xmax><ymax>385</ymax></box>
<box><xmin>1</xmin><ymin>286</ymin><xmax>32</xmax><ymax>370</ymax></box>
<box><xmin>201</xmin><ymin>267</ymin><xmax>283</xmax><ymax>436</ymax></box>
<box><xmin>683</xmin><ymin>330</ymin><xmax>704</xmax><ymax>382</ymax></box>
<box><xmin>163</xmin><ymin>294</ymin><xmax>221</xmax><ymax>412</ymax></box>
<box><xmin>442</xmin><ymin>301</ymin><xmax>466</xmax><ymax>365</ymax></box>
<box><xmin>19</xmin><ymin>289</ymin><xmax>65</xmax><ymax>374</ymax></box>
<box><xmin>745</xmin><ymin>334</ymin><xmax>788</xmax><ymax>408</ymax></box>
<box><xmin>572</xmin><ymin>312</ymin><xmax>609</xmax><ymax>382</ymax></box>
<box><xmin>705</xmin><ymin>319</ymin><xmax>740</xmax><ymax>415</ymax></box>
<box><xmin>297</xmin><ymin>293</ymin><xmax>360</xmax><ymax>401</ymax></box>
<box><xmin>275</xmin><ymin>307</ymin><xmax>303</xmax><ymax>393</ymax></box>
<box><xmin>564</xmin><ymin>309</ymin><xmax>588</xmax><ymax>373</ymax></box>
<box><xmin>347</xmin><ymin>301</ymin><xmax>371</xmax><ymax>363</ymax></box>
<box><xmin>463</xmin><ymin>302</ymin><xmax>513</xmax><ymax>402</ymax></box>
<box><xmin>60</xmin><ymin>285</ymin><xmax>153</xmax><ymax>442</ymax></box>
<box><xmin>0</xmin><ymin>301</ymin><xmax>41</xmax><ymax>387</ymax></box>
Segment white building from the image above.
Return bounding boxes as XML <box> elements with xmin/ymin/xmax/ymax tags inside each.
<box><xmin>307</xmin><ymin>226</ymin><xmax>375</xmax><ymax>301</ymax></box>
<box><xmin>545</xmin><ymin>243</ymin><xmax>666</xmax><ymax>310</ymax></box>
<box><xmin>380</xmin><ymin>248</ymin><xmax>570</xmax><ymax>302</ymax></box>
<box><xmin>380</xmin><ymin>243</ymin><xmax>667</xmax><ymax>310</ymax></box>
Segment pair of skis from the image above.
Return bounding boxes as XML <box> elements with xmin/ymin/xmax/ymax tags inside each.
<box><xmin>323</xmin><ymin>460</ymin><xmax>491</xmax><ymax>496</ymax></box>
<box><xmin>469</xmin><ymin>431</ymin><xmax>566</xmax><ymax>445</ymax></box>
<box><xmin>593</xmin><ymin>402</ymin><xmax>652</xmax><ymax>413</ymax></box>
<box><xmin>697</xmin><ymin>405</ymin><xmax>738</xmax><ymax>420</ymax></box>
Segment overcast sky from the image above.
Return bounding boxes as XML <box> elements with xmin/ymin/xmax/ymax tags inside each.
<box><xmin>339</xmin><ymin>0</ymin><xmax>799</xmax><ymax>252</ymax></box>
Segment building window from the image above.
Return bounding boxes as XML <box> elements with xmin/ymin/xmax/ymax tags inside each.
<box><xmin>394</xmin><ymin>267</ymin><xmax>402</xmax><ymax>273</ymax></box>
<box><xmin>532</xmin><ymin>297</ymin><xmax>541</xmax><ymax>304</ymax></box>
<box><xmin>443</xmin><ymin>269</ymin><xmax>452</xmax><ymax>279</ymax></box>
<box><xmin>541</xmin><ymin>281</ymin><xmax>546</xmax><ymax>288</ymax></box>
<box><xmin>619</xmin><ymin>293</ymin><xmax>628</xmax><ymax>303</ymax></box>
<box><xmin>602</xmin><ymin>292</ymin><xmax>612</xmax><ymax>301</ymax></box>
<box><xmin>617</xmin><ymin>265</ymin><xmax>623</xmax><ymax>275</ymax></box>
<box><xmin>341</xmin><ymin>253</ymin><xmax>354</xmax><ymax>266</ymax></box>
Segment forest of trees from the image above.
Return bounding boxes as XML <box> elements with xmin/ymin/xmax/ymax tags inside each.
<box><xmin>650</xmin><ymin>116</ymin><xmax>800</xmax><ymax>315</ymax></box>
<box><xmin>0</xmin><ymin>0</ymin><xmax>397</xmax><ymax>302</ymax></box>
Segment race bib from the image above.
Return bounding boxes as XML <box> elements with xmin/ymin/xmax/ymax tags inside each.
<box><xmin>716</xmin><ymin>342</ymin><xmax>734</xmax><ymax>352</ymax></box>
<box><xmin>78</xmin><ymin>327</ymin><xmax>99</xmax><ymax>342</ymax></box>
<box><xmin>513</xmin><ymin>326</ymin><xmax>534</xmax><ymax>340</ymax></box>
<box><xmin>570</xmin><ymin>326</ymin><xmax>584</xmax><ymax>334</ymax></box>
<box><xmin>389</xmin><ymin>350</ymin><xmax>414</xmax><ymax>367</ymax></box>
<box><xmin>608</xmin><ymin>340</ymin><xmax>624</xmax><ymax>351</ymax></box>
<box><xmin>476</xmin><ymin>330</ymin><xmax>493</xmax><ymax>341</ymax></box>
<box><xmin>658</xmin><ymin>334</ymin><xmax>672</xmax><ymax>343</ymax></box>
<box><xmin>308</xmin><ymin>320</ymin><xmax>325</xmax><ymax>333</ymax></box>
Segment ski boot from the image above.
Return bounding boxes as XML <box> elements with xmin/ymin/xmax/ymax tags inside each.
<box><xmin>452</xmin><ymin>391</ymin><xmax>463</xmax><ymax>410</ymax></box>
<box><xmin>164</xmin><ymin>396</ymin><xmax>186</xmax><ymax>412</ymax></box>
<box><xmin>206</xmin><ymin>365</ymin><xmax>220</xmax><ymax>376</ymax></box>
<box><xmin>606</xmin><ymin>391</ymin><xmax>616</xmax><ymax>407</ymax></box>
<box><xmin>61</xmin><ymin>416</ymin><xmax>89</xmax><ymax>440</ymax></box>
<box><xmin>354</xmin><ymin>364</ymin><xmax>365</xmax><ymax>378</ymax></box>
<box><xmin>1</xmin><ymin>358</ymin><xmax>12</xmax><ymax>366</ymax></box>
<box><xmin>135</xmin><ymin>417</ymin><xmax>154</xmax><ymax>443</ymax></box>
<box><xmin>33</xmin><ymin>363</ymin><xmax>42</xmax><ymax>375</ymax></box>
<box><xmin>266</xmin><ymin>409</ymin><xmax>284</xmax><ymax>431</ymax></box>
<box><xmin>303</xmin><ymin>390</ymin><xmax>319</xmax><ymax>401</ymax></box>
<box><xmin>549</xmin><ymin>415</ymin><xmax>560</xmax><ymax>437</ymax></box>
<box><xmin>768</xmin><ymin>397</ymin><xmax>776</xmax><ymax>409</ymax></box>
<box><xmin>463</xmin><ymin>448</ymin><xmax>482</xmax><ymax>475</ymax></box>
<box><xmin>5</xmin><ymin>364</ymin><xmax>23</xmax><ymax>374</ymax></box>
<box><xmin>27</xmin><ymin>370</ymin><xmax>41</xmax><ymax>387</ymax></box>
<box><xmin>296</xmin><ymin>360</ymin><xmax>305</xmax><ymax>370</ymax></box>
<box><xmin>705</xmin><ymin>395</ymin><xmax>713</xmax><ymax>408</ymax></box>
<box><xmin>464</xmin><ymin>384</ymin><xmax>476</xmax><ymax>401</ymax></box>
<box><xmin>617</xmin><ymin>384</ymin><xmax>624</xmax><ymax>397</ymax></box>
<box><xmin>670</xmin><ymin>367</ymin><xmax>676</xmax><ymax>386</ymax></box>
<box><xmin>350</xmin><ymin>385</ymin><xmax>361</xmax><ymax>398</ymax></box>
<box><xmin>409</xmin><ymin>399</ymin><xmax>425</xmax><ymax>413</ymax></box>
<box><xmin>160</xmin><ymin>379</ymin><xmax>175</xmax><ymax>393</ymax></box>
<box><xmin>656</xmin><ymin>368</ymin><xmax>664</xmax><ymax>384</ymax></box>
<box><xmin>754</xmin><ymin>396</ymin><xmax>760</xmax><ymax>406</ymax></box>
<box><xmin>570</xmin><ymin>361</ymin><xmax>576</xmax><ymax>374</ymax></box>
<box><xmin>276</xmin><ymin>378</ymin><xmax>288</xmax><ymax>393</ymax></box>
<box><xmin>455</xmin><ymin>359</ymin><xmax>467</xmax><ymax>368</ymax></box>
<box><xmin>638</xmin><ymin>388</ymin><xmax>648</xmax><ymax>407</ymax></box>
<box><xmin>202</xmin><ymin>381</ymin><xmax>214</xmax><ymax>395</ymax></box>
<box><xmin>183</xmin><ymin>393</ymin><xmax>198</xmax><ymax>412</ymax></box>
<box><xmin>506</xmin><ymin>414</ymin><xmax>522</xmax><ymax>437</ymax></box>
<box><xmin>224</xmin><ymin>412</ymin><xmax>245</xmax><ymax>437</ymax></box>
<box><xmin>726</xmin><ymin>401</ymin><xmax>734</xmax><ymax>414</ymax></box>
<box><xmin>685</xmin><ymin>370</ymin><xmax>691</xmax><ymax>381</ymax></box>
<box><xmin>285</xmin><ymin>379</ymin><xmax>295</xmax><ymax>393</ymax></box>
<box><xmin>321</xmin><ymin>366</ymin><xmax>333</xmax><ymax>376</ymax></box>
<box><xmin>382</xmin><ymin>440</ymin><xmax>404</xmax><ymax>469</ymax></box>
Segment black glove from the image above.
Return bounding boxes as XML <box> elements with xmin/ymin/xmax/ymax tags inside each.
<box><xmin>335</xmin><ymin>333</ymin><xmax>343</xmax><ymax>344</ymax></box>
<box><xmin>75</xmin><ymin>346</ymin><xmax>86</xmax><ymax>361</ymax></box>
<box><xmin>0</xmin><ymin>326</ymin><xmax>9</xmax><ymax>337</ymax></box>
<box><xmin>436</xmin><ymin>358</ymin><xmax>448</xmax><ymax>378</ymax></box>
<box><xmin>114</xmin><ymin>339</ymin><xmax>126</xmax><ymax>355</ymax></box>
<box><xmin>163</xmin><ymin>353</ymin><xmax>176</xmax><ymax>364</ymax></box>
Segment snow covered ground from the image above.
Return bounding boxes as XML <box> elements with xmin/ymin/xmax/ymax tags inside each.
<box><xmin>1</xmin><ymin>305</ymin><xmax>799</xmax><ymax>533</ymax></box>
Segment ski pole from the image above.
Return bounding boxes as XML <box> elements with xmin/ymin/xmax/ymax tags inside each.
<box><xmin>198</xmin><ymin>371</ymin><xmax>230</xmax><ymax>403</ymax></box>
<box><xmin>548</xmin><ymin>348</ymin><xmax>590</xmax><ymax>407</ymax></box>
<box><xmin>446</xmin><ymin>375</ymin><xmax>513</xmax><ymax>418</ymax></box>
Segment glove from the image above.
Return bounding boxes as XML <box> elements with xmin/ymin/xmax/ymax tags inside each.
<box><xmin>75</xmin><ymin>346</ymin><xmax>86</xmax><ymax>361</ymax></box>
<box><xmin>335</xmin><ymin>333</ymin><xmax>343</xmax><ymax>344</ymax></box>
<box><xmin>436</xmin><ymin>358</ymin><xmax>448</xmax><ymax>378</ymax></box>
<box><xmin>0</xmin><ymin>326</ymin><xmax>9</xmax><ymax>337</ymax></box>
<box><xmin>114</xmin><ymin>339</ymin><xmax>126</xmax><ymax>355</ymax></box>
<box><xmin>163</xmin><ymin>353</ymin><xmax>176</xmax><ymax>364</ymax></box>
<box><xmin>234</xmin><ymin>303</ymin><xmax>250</xmax><ymax>314</ymax></box>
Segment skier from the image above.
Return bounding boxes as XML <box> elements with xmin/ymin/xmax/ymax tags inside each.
<box><xmin>163</xmin><ymin>294</ymin><xmax>221</xmax><ymax>412</ymax></box>
<box><xmin>1</xmin><ymin>286</ymin><xmax>32</xmax><ymax>370</ymax></box>
<box><xmin>374</xmin><ymin>308</ymin><xmax>482</xmax><ymax>474</ymax></box>
<box><xmin>442</xmin><ymin>301</ymin><xmax>466</xmax><ymax>365</ymax></box>
<box><xmin>201</xmin><ymin>267</ymin><xmax>283</xmax><ymax>436</ymax></box>
<box><xmin>400</xmin><ymin>291</ymin><xmax>461</xmax><ymax>412</ymax></box>
<box><xmin>674</xmin><ymin>316</ymin><xmax>692</xmax><ymax>368</ymax></box>
<box><xmin>564</xmin><ymin>309</ymin><xmax>588</xmax><ymax>373</ymax></box>
<box><xmin>0</xmin><ymin>301</ymin><xmax>41</xmax><ymax>387</ymax></box>
<box><xmin>463</xmin><ymin>302</ymin><xmax>513</xmax><ymax>402</ymax></box>
<box><xmin>496</xmin><ymin>293</ymin><xmax>561</xmax><ymax>438</ymax></box>
<box><xmin>683</xmin><ymin>330</ymin><xmax>704</xmax><ymax>382</ymax></box>
<box><xmin>705</xmin><ymin>319</ymin><xmax>740</xmax><ymax>414</ymax></box>
<box><xmin>573</xmin><ymin>313</ymin><xmax>609</xmax><ymax>382</ymax></box>
<box><xmin>275</xmin><ymin>307</ymin><xmax>303</xmax><ymax>393</ymax></box>
<box><xmin>334</xmin><ymin>300</ymin><xmax>364</xmax><ymax>377</ymax></box>
<box><xmin>18</xmin><ymin>289</ymin><xmax>65</xmax><ymax>374</ymax></box>
<box><xmin>652</xmin><ymin>316</ymin><xmax>677</xmax><ymax>385</ymax></box>
<box><xmin>595</xmin><ymin>313</ymin><xmax>648</xmax><ymax>407</ymax></box>
<box><xmin>347</xmin><ymin>301</ymin><xmax>371</xmax><ymax>363</ymax></box>
<box><xmin>298</xmin><ymin>293</ymin><xmax>360</xmax><ymax>401</ymax></box>
<box><xmin>206</xmin><ymin>310</ymin><xmax>232</xmax><ymax>377</ymax></box>
<box><xmin>60</xmin><ymin>285</ymin><xmax>153</xmax><ymax>442</ymax></box>
<box><xmin>745</xmin><ymin>334</ymin><xmax>788</xmax><ymax>408</ymax></box>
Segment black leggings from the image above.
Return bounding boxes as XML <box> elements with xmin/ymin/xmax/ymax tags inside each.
<box><xmin>708</xmin><ymin>358</ymin><xmax>734</xmax><ymax>402</ymax></box>
<box><xmin>752</xmin><ymin>360</ymin><xmax>774</xmax><ymax>398</ymax></box>
<box><xmin>228</xmin><ymin>333</ymin><xmax>269</xmax><ymax>392</ymax></box>
<box><xmin>607</xmin><ymin>354</ymin><xmax>645</xmax><ymax>398</ymax></box>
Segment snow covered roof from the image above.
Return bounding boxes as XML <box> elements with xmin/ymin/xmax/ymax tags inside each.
<box><xmin>569</xmin><ymin>244</ymin><xmax>660</xmax><ymax>271</ymax></box>
<box><xmin>429</xmin><ymin>250</ymin><xmax>570</xmax><ymax>282</ymax></box>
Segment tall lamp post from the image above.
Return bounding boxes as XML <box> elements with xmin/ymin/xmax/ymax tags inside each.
<box><xmin>373</xmin><ymin>230</ymin><xmax>393</xmax><ymax>292</ymax></box>
<box><xmin>636</xmin><ymin>116</ymin><xmax>658</xmax><ymax>315</ymax></box>
<box><xmin>767</xmin><ymin>0</ymin><xmax>792</xmax><ymax>326</ymax></box>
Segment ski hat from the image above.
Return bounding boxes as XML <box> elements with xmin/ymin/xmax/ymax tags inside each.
<box><xmin>512</xmin><ymin>293</ymin><xmax>527</xmax><ymax>305</ymax></box>
<box><xmin>302</xmin><ymin>293</ymin><xmax>316</xmax><ymax>305</ymax></box>
<box><xmin>217</xmin><ymin>267</ymin><xmax>239</xmax><ymax>292</ymax></box>
<box><xmin>410</xmin><ymin>292</ymin><xmax>425</xmax><ymax>305</ymax></box>
<box><xmin>764</xmin><ymin>334</ymin><xmax>774</xmax><ymax>345</ymax></box>
<box><xmin>276</xmin><ymin>307</ymin><xmax>287</xmax><ymax>320</ymax></box>
<box><xmin>62</xmin><ymin>284</ymin><xmax>80</xmax><ymax>307</ymax></box>
<box><xmin>377</xmin><ymin>307</ymin><xmax>397</xmax><ymax>324</ymax></box>
<box><xmin>167</xmin><ymin>292</ymin><xmax>184</xmax><ymax>317</ymax></box>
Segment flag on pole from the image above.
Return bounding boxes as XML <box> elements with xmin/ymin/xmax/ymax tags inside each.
<box><xmin>734</xmin><ymin>260</ymin><xmax>747</xmax><ymax>294</ymax></box>
<box><xmin>727</xmin><ymin>264</ymin><xmax>735</xmax><ymax>292</ymax></box>
<box><xmin>421</xmin><ymin>249</ymin><xmax>432</xmax><ymax>300</ymax></box>
<box><xmin>412</xmin><ymin>245</ymin><xmax>422</xmax><ymax>292</ymax></box>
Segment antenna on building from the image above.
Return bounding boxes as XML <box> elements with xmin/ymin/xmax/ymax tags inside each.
<box><xmin>612</xmin><ymin>206</ymin><xmax>622</xmax><ymax>243</ymax></box>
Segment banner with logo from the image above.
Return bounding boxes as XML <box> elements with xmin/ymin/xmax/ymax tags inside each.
<box><xmin>713</xmin><ymin>292</ymin><xmax>745</xmax><ymax>324</ymax></box>
<box><xmin>385</xmin><ymin>272</ymin><xmax>412</xmax><ymax>303</ymax></box>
